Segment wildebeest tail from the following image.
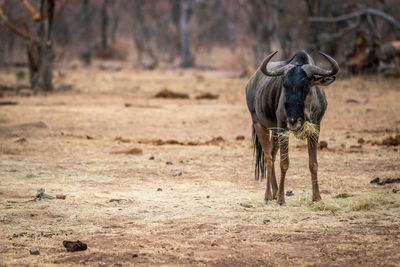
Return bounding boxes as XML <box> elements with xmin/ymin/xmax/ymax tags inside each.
<box><xmin>252</xmin><ymin>124</ymin><xmax>265</xmax><ymax>180</ymax></box>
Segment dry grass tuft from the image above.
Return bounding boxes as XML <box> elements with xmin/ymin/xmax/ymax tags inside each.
<box><xmin>291</xmin><ymin>192</ymin><xmax>400</xmax><ymax>213</ymax></box>
<box><xmin>309</xmin><ymin>200</ymin><xmax>340</xmax><ymax>213</ymax></box>
<box><xmin>334</xmin><ymin>193</ymin><xmax>354</xmax><ymax>199</ymax></box>
<box><xmin>277</xmin><ymin>121</ymin><xmax>319</xmax><ymax>150</ymax></box>
<box><xmin>294</xmin><ymin>121</ymin><xmax>319</xmax><ymax>141</ymax></box>
<box><xmin>349</xmin><ymin>194</ymin><xmax>399</xmax><ymax>211</ymax></box>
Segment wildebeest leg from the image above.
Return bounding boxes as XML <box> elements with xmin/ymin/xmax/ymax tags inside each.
<box><xmin>277</xmin><ymin>131</ymin><xmax>289</xmax><ymax>205</ymax></box>
<box><xmin>269</xmin><ymin>131</ymin><xmax>279</xmax><ymax>199</ymax></box>
<box><xmin>308</xmin><ymin>136</ymin><xmax>322</xmax><ymax>202</ymax></box>
<box><xmin>254</xmin><ymin>122</ymin><xmax>273</xmax><ymax>202</ymax></box>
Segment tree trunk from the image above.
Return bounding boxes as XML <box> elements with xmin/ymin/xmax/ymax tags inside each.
<box><xmin>0</xmin><ymin>0</ymin><xmax>54</xmax><ymax>91</ymax></box>
<box><xmin>304</xmin><ymin>0</ymin><xmax>322</xmax><ymax>51</ymax></box>
<box><xmin>32</xmin><ymin>0</ymin><xmax>55</xmax><ymax>92</ymax></box>
<box><xmin>80</xmin><ymin>0</ymin><xmax>91</xmax><ymax>64</ymax></box>
<box><xmin>247</xmin><ymin>0</ymin><xmax>271</xmax><ymax>66</ymax></box>
<box><xmin>180</xmin><ymin>0</ymin><xmax>194</xmax><ymax>67</ymax></box>
<box><xmin>169</xmin><ymin>0</ymin><xmax>180</xmax><ymax>63</ymax></box>
<box><xmin>273</xmin><ymin>0</ymin><xmax>290</xmax><ymax>59</ymax></box>
<box><xmin>110</xmin><ymin>2</ymin><xmax>119</xmax><ymax>45</ymax></box>
<box><xmin>101</xmin><ymin>0</ymin><xmax>109</xmax><ymax>49</ymax></box>
<box><xmin>131</xmin><ymin>1</ymin><xmax>158</xmax><ymax>69</ymax></box>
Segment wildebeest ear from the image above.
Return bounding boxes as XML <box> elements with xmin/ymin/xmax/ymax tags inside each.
<box><xmin>312</xmin><ymin>76</ymin><xmax>336</xmax><ymax>86</ymax></box>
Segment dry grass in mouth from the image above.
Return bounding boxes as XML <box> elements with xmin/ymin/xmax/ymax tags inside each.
<box><xmin>294</xmin><ymin>121</ymin><xmax>319</xmax><ymax>141</ymax></box>
<box><xmin>277</xmin><ymin>121</ymin><xmax>320</xmax><ymax>150</ymax></box>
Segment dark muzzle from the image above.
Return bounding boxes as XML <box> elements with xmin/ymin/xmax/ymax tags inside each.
<box><xmin>287</xmin><ymin>118</ymin><xmax>304</xmax><ymax>131</ymax></box>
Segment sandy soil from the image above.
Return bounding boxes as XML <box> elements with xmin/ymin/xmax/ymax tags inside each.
<box><xmin>1</xmin><ymin>62</ymin><xmax>400</xmax><ymax>266</ymax></box>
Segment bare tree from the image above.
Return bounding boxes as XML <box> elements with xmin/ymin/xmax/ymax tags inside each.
<box><xmin>109</xmin><ymin>1</ymin><xmax>119</xmax><ymax>45</ymax></box>
<box><xmin>80</xmin><ymin>0</ymin><xmax>91</xmax><ymax>64</ymax></box>
<box><xmin>101</xmin><ymin>0</ymin><xmax>109</xmax><ymax>49</ymax></box>
<box><xmin>169</xmin><ymin>0</ymin><xmax>181</xmax><ymax>63</ymax></box>
<box><xmin>131</xmin><ymin>0</ymin><xmax>158</xmax><ymax>69</ymax></box>
<box><xmin>309</xmin><ymin>6</ymin><xmax>400</xmax><ymax>73</ymax></box>
<box><xmin>245</xmin><ymin>0</ymin><xmax>272</xmax><ymax>65</ymax></box>
<box><xmin>0</xmin><ymin>0</ymin><xmax>55</xmax><ymax>92</ymax></box>
<box><xmin>35</xmin><ymin>0</ymin><xmax>55</xmax><ymax>92</ymax></box>
<box><xmin>272</xmin><ymin>0</ymin><xmax>292</xmax><ymax>59</ymax></box>
<box><xmin>180</xmin><ymin>0</ymin><xmax>194</xmax><ymax>67</ymax></box>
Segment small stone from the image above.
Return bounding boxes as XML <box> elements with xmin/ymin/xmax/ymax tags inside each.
<box><xmin>166</xmin><ymin>161</ymin><xmax>173</xmax><ymax>165</ymax></box>
<box><xmin>240</xmin><ymin>203</ymin><xmax>254</xmax><ymax>208</ymax></box>
<box><xmin>392</xmin><ymin>188</ymin><xmax>399</xmax><ymax>193</ymax></box>
<box><xmin>370</xmin><ymin>177</ymin><xmax>380</xmax><ymax>184</ymax></box>
<box><xmin>206</xmin><ymin>195</ymin><xmax>210</xmax><ymax>198</ymax></box>
<box><xmin>285</xmin><ymin>190</ymin><xmax>294</xmax><ymax>196</ymax></box>
<box><xmin>263</xmin><ymin>218</ymin><xmax>271</xmax><ymax>224</ymax></box>
<box><xmin>125</xmin><ymin>103</ymin><xmax>132</xmax><ymax>107</ymax></box>
<box><xmin>63</xmin><ymin>240</ymin><xmax>87</xmax><ymax>252</ymax></box>
<box><xmin>109</xmin><ymin>199</ymin><xmax>127</xmax><ymax>203</ymax></box>
<box><xmin>13</xmin><ymin>137</ymin><xmax>27</xmax><ymax>143</ymax></box>
<box><xmin>149</xmin><ymin>155</ymin><xmax>155</xmax><ymax>160</ymax></box>
<box><xmin>318</xmin><ymin>141</ymin><xmax>328</xmax><ymax>150</ymax></box>
<box><xmin>157</xmin><ymin>188</ymin><xmax>162</xmax><ymax>191</ymax></box>
<box><xmin>132</xmin><ymin>253</ymin><xmax>139</xmax><ymax>258</ymax></box>
<box><xmin>345</xmin><ymin>98</ymin><xmax>360</xmax><ymax>104</ymax></box>
<box><xmin>173</xmin><ymin>170</ymin><xmax>182</xmax><ymax>177</ymax></box>
<box><xmin>29</xmin><ymin>250</ymin><xmax>40</xmax><ymax>255</ymax></box>
<box><xmin>56</xmin><ymin>194</ymin><xmax>66</xmax><ymax>199</ymax></box>
<box><xmin>236</xmin><ymin>135</ymin><xmax>245</xmax><ymax>140</ymax></box>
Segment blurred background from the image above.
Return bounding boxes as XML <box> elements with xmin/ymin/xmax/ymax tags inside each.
<box><xmin>1</xmin><ymin>0</ymin><xmax>400</xmax><ymax>93</ymax></box>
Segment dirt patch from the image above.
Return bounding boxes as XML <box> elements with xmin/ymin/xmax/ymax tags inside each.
<box><xmin>137</xmin><ymin>137</ymin><xmax>225</xmax><ymax>146</ymax></box>
<box><xmin>350</xmin><ymin>134</ymin><xmax>400</xmax><ymax>147</ymax></box>
<box><xmin>378</xmin><ymin>135</ymin><xmax>400</xmax><ymax>146</ymax></box>
<box><xmin>0</xmin><ymin>101</ymin><xmax>18</xmax><ymax>106</ymax></box>
<box><xmin>110</xmin><ymin>146</ymin><xmax>143</xmax><ymax>155</ymax></box>
<box><xmin>113</xmin><ymin>136</ymin><xmax>131</xmax><ymax>143</ymax></box>
<box><xmin>14</xmin><ymin>121</ymin><xmax>48</xmax><ymax>129</ymax></box>
<box><xmin>195</xmin><ymin>92</ymin><xmax>219</xmax><ymax>100</ymax></box>
<box><xmin>154</xmin><ymin>88</ymin><xmax>189</xmax><ymax>99</ymax></box>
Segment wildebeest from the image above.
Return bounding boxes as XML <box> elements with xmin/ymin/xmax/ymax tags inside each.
<box><xmin>245</xmin><ymin>50</ymin><xmax>339</xmax><ymax>205</ymax></box>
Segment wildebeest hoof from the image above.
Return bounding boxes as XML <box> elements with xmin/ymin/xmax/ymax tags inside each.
<box><xmin>276</xmin><ymin>197</ymin><xmax>286</xmax><ymax>205</ymax></box>
<box><xmin>264</xmin><ymin>194</ymin><xmax>273</xmax><ymax>203</ymax></box>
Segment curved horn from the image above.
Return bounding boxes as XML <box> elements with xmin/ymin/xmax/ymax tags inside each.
<box><xmin>259</xmin><ymin>51</ymin><xmax>288</xmax><ymax>77</ymax></box>
<box><xmin>302</xmin><ymin>51</ymin><xmax>339</xmax><ymax>77</ymax></box>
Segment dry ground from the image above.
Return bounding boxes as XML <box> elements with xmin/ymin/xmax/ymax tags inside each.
<box><xmin>1</xmin><ymin>61</ymin><xmax>400</xmax><ymax>266</ymax></box>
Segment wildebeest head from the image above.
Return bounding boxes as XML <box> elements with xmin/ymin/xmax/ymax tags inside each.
<box><xmin>260</xmin><ymin>51</ymin><xmax>339</xmax><ymax>131</ymax></box>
